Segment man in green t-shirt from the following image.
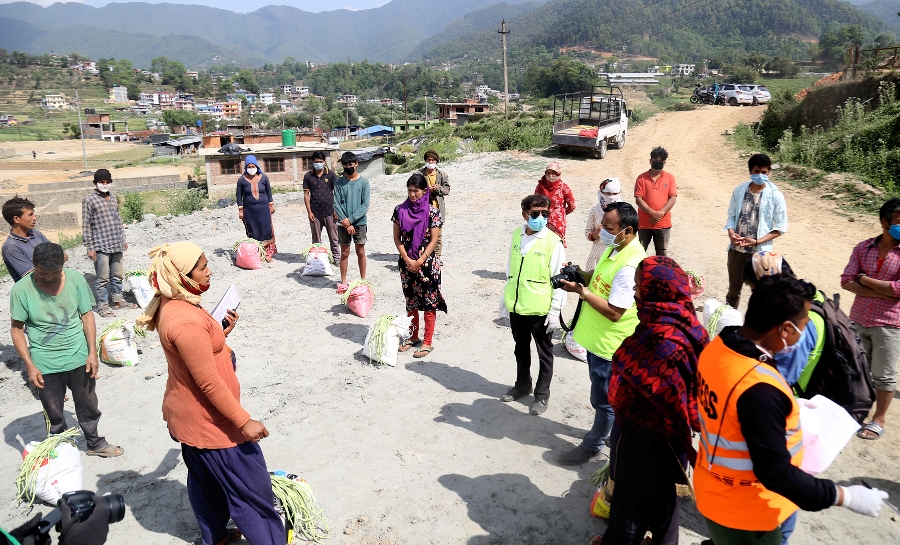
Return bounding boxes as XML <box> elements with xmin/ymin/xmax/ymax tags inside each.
<box><xmin>10</xmin><ymin>242</ymin><xmax>122</xmax><ymax>457</ymax></box>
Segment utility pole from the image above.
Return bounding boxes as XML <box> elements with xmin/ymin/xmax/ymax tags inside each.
<box><xmin>499</xmin><ymin>19</ymin><xmax>510</xmax><ymax>119</ymax></box>
<box><xmin>75</xmin><ymin>90</ymin><xmax>87</xmax><ymax>170</ymax></box>
<box><xmin>403</xmin><ymin>76</ymin><xmax>409</xmax><ymax>133</ymax></box>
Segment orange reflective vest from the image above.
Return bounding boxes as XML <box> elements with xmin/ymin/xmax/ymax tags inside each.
<box><xmin>694</xmin><ymin>337</ymin><xmax>804</xmax><ymax>531</ymax></box>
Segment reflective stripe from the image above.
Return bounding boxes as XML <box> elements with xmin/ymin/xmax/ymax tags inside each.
<box><xmin>788</xmin><ymin>441</ymin><xmax>803</xmax><ymax>456</ymax></box>
<box><xmin>713</xmin><ymin>455</ymin><xmax>755</xmax><ymax>471</ymax></box>
<box><xmin>786</xmin><ymin>426</ymin><xmax>801</xmax><ymax>437</ymax></box>
<box><xmin>756</xmin><ymin>364</ymin><xmax>790</xmax><ymax>389</ymax></box>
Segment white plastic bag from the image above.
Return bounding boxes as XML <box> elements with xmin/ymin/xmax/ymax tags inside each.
<box><xmin>301</xmin><ymin>245</ymin><xmax>334</xmax><ymax>277</ymax></box>
<box><xmin>361</xmin><ymin>315</ymin><xmax>413</xmax><ymax>367</ymax></box>
<box><xmin>799</xmin><ymin>395</ymin><xmax>861</xmax><ymax>475</ymax></box>
<box><xmin>98</xmin><ymin>320</ymin><xmax>140</xmax><ymax>366</ymax></box>
<box><xmin>701</xmin><ymin>298</ymin><xmax>743</xmax><ymax>339</ymax></box>
<box><xmin>22</xmin><ymin>442</ymin><xmax>83</xmax><ymax>504</ymax></box>
<box><xmin>565</xmin><ymin>331</ymin><xmax>588</xmax><ymax>362</ymax></box>
<box><xmin>126</xmin><ymin>271</ymin><xmax>155</xmax><ymax>309</ymax></box>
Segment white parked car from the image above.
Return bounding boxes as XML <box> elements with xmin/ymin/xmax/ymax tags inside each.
<box><xmin>745</xmin><ymin>85</ymin><xmax>771</xmax><ymax>106</ymax></box>
<box><xmin>720</xmin><ymin>84</ymin><xmax>754</xmax><ymax>106</ymax></box>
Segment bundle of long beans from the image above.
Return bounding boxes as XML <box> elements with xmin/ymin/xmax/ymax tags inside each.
<box><xmin>367</xmin><ymin>314</ymin><xmax>397</xmax><ymax>365</ymax></box>
<box><xmin>301</xmin><ymin>244</ymin><xmax>335</xmax><ymax>264</ymax></box>
<box><xmin>270</xmin><ymin>475</ymin><xmax>330</xmax><ymax>543</ymax></box>
<box><xmin>588</xmin><ymin>460</ymin><xmax>611</xmax><ymax>488</ymax></box>
<box><xmin>340</xmin><ymin>279</ymin><xmax>375</xmax><ymax>305</ymax></box>
<box><xmin>15</xmin><ymin>413</ymin><xmax>80</xmax><ymax>507</ymax></box>
<box><xmin>95</xmin><ymin>318</ymin><xmax>147</xmax><ymax>353</ymax></box>
<box><xmin>233</xmin><ymin>238</ymin><xmax>268</xmax><ymax>264</ymax></box>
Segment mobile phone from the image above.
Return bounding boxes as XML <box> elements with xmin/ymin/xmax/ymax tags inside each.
<box><xmin>221</xmin><ymin>302</ymin><xmax>240</xmax><ymax>329</ymax></box>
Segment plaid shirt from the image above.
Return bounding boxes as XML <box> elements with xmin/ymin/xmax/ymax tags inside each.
<box><xmin>840</xmin><ymin>236</ymin><xmax>900</xmax><ymax>328</ymax></box>
<box><xmin>82</xmin><ymin>191</ymin><xmax>126</xmax><ymax>253</ymax></box>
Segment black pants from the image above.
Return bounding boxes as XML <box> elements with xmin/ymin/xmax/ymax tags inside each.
<box><xmin>509</xmin><ymin>312</ymin><xmax>554</xmax><ymax>401</ymax></box>
<box><xmin>638</xmin><ymin>228</ymin><xmax>671</xmax><ymax>257</ymax></box>
<box><xmin>603</xmin><ymin>424</ymin><xmax>684</xmax><ymax>545</ymax></box>
<box><xmin>38</xmin><ymin>365</ymin><xmax>107</xmax><ymax>451</ymax></box>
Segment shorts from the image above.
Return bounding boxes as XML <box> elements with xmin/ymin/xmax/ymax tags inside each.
<box><xmin>856</xmin><ymin>325</ymin><xmax>900</xmax><ymax>392</ymax></box>
<box><xmin>337</xmin><ymin>224</ymin><xmax>367</xmax><ymax>245</ymax></box>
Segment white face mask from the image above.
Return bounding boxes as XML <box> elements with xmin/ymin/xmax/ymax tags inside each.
<box><xmin>425</xmin><ymin>162</ymin><xmax>437</xmax><ymax>170</ymax></box>
<box><xmin>96</xmin><ymin>183</ymin><xmax>111</xmax><ymax>193</ymax></box>
<box><xmin>246</xmin><ymin>167</ymin><xmax>258</xmax><ymax>176</ymax></box>
<box><xmin>599</xmin><ymin>191</ymin><xmax>621</xmax><ymax>209</ymax></box>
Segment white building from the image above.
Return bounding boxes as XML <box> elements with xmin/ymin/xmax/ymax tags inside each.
<box><xmin>109</xmin><ymin>86</ymin><xmax>128</xmax><ymax>103</ymax></box>
<box><xmin>282</xmin><ymin>84</ymin><xmax>293</xmax><ymax>95</ymax></box>
<box><xmin>673</xmin><ymin>64</ymin><xmax>696</xmax><ymax>76</ymax></box>
<box><xmin>259</xmin><ymin>93</ymin><xmax>275</xmax><ymax>105</ymax></box>
<box><xmin>341</xmin><ymin>95</ymin><xmax>358</xmax><ymax>105</ymax></box>
<box><xmin>294</xmin><ymin>85</ymin><xmax>309</xmax><ymax>98</ymax></box>
<box><xmin>42</xmin><ymin>94</ymin><xmax>69</xmax><ymax>110</ymax></box>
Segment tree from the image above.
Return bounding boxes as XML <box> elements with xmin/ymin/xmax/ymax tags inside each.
<box><xmin>127</xmin><ymin>83</ymin><xmax>141</xmax><ymax>101</ymax></box>
<box><xmin>235</xmin><ymin>70</ymin><xmax>259</xmax><ymax>94</ymax></box>
<box><xmin>162</xmin><ymin>109</ymin><xmax>199</xmax><ymax>131</ymax></box>
<box><xmin>741</xmin><ymin>52</ymin><xmax>768</xmax><ymax>72</ymax></box>
<box><xmin>766</xmin><ymin>58</ymin><xmax>799</xmax><ymax>78</ymax></box>
<box><xmin>726</xmin><ymin>65</ymin><xmax>757</xmax><ymax>84</ymax></box>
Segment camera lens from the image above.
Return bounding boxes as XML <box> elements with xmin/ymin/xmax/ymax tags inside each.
<box><xmin>104</xmin><ymin>494</ymin><xmax>126</xmax><ymax>524</ymax></box>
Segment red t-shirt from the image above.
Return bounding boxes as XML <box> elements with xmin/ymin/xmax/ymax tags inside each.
<box><xmin>634</xmin><ymin>170</ymin><xmax>677</xmax><ymax>229</ymax></box>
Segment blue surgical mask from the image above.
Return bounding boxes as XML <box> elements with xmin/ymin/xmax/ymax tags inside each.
<box><xmin>313</xmin><ymin>162</ymin><xmax>324</xmax><ymax>171</ymax></box>
<box><xmin>527</xmin><ymin>216</ymin><xmax>547</xmax><ymax>232</ymax></box>
<box><xmin>750</xmin><ymin>173</ymin><xmax>769</xmax><ymax>185</ymax></box>
<box><xmin>600</xmin><ymin>227</ymin><xmax>624</xmax><ymax>248</ymax></box>
<box><xmin>890</xmin><ymin>224</ymin><xmax>900</xmax><ymax>242</ymax></box>
<box><xmin>778</xmin><ymin>321</ymin><xmax>804</xmax><ymax>355</ymax></box>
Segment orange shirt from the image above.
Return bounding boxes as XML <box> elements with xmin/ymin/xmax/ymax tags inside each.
<box><xmin>158</xmin><ymin>298</ymin><xmax>251</xmax><ymax>449</ymax></box>
<box><xmin>634</xmin><ymin>170</ymin><xmax>677</xmax><ymax>230</ymax></box>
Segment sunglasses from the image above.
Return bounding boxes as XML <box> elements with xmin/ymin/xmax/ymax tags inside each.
<box><xmin>529</xmin><ymin>210</ymin><xmax>550</xmax><ymax>219</ymax></box>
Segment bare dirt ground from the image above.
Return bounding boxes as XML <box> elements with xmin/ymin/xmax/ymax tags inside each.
<box><xmin>0</xmin><ymin>104</ymin><xmax>897</xmax><ymax>545</ymax></box>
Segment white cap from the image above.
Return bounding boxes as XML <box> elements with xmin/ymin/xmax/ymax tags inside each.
<box><xmin>601</xmin><ymin>178</ymin><xmax>621</xmax><ymax>193</ymax></box>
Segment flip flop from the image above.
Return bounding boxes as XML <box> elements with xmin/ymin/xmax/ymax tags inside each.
<box><xmin>215</xmin><ymin>528</ymin><xmax>242</xmax><ymax>545</ymax></box>
<box><xmin>112</xmin><ymin>301</ymin><xmax>138</xmax><ymax>309</ymax></box>
<box><xmin>413</xmin><ymin>346</ymin><xmax>433</xmax><ymax>359</ymax></box>
<box><xmin>96</xmin><ymin>306</ymin><xmax>116</xmax><ymax>318</ymax></box>
<box><xmin>398</xmin><ymin>339</ymin><xmax>422</xmax><ymax>353</ymax></box>
<box><xmin>857</xmin><ymin>421</ymin><xmax>884</xmax><ymax>440</ymax></box>
<box><xmin>87</xmin><ymin>445</ymin><xmax>124</xmax><ymax>457</ymax></box>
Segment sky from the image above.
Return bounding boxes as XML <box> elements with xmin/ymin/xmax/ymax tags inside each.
<box><xmin>0</xmin><ymin>0</ymin><xmax>390</xmax><ymax>12</ymax></box>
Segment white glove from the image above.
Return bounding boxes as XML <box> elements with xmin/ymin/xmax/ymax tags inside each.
<box><xmin>544</xmin><ymin>313</ymin><xmax>560</xmax><ymax>334</ymax></box>
<box><xmin>839</xmin><ymin>485</ymin><xmax>889</xmax><ymax>517</ymax></box>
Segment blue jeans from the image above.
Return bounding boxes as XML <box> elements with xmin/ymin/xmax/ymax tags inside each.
<box><xmin>93</xmin><ymin>251</ymin><xmax>124</xmax><ymax>306</ymax></box>
<box><xmin>581</xmin><ymin>351</ymin><xmax>615</xmax><ymax>453</ymax></box>
<box><xmin>780</xmin><ymin>511</ymin><xmax>797</xmax><ymax>544</ymax></box>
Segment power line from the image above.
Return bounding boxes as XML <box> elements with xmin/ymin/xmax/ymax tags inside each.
<box><xmin>607</xmin><ymin>0</ymin><xmax>723</xmax><ymax>42</ymax></box>
<box><xmin>615</xmin><ymin>0</ymin><xmax>681</xmax><ymax>20</ymax></box>
<box><xmin>651</xmin><ymin>0</ymin><xmax>749</xmax><ymax>38</ymax></box>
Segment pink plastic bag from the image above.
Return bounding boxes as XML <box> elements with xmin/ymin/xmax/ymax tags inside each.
<box><xmin>346</xmin><ymin>285</ymin><xmax>374</xmax><ymax>317</ymax></box>
<box><xmin>235</xmin><ymin>242</ymin><xmax>263</xmax><ymax>270</ymax></box>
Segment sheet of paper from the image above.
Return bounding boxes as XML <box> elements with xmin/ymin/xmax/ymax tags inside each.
<box><xmin>211</xmin><ymin>285</ymin><xmax>240</xmax><ymax>323</ymax></box>
<box><xmin>799</xmin><ymin>394</ymin><xmax>861</xmax><ymax>475</ymax></box>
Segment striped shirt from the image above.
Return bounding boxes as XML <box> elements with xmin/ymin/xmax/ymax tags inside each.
<box><xmin>840</xmin><ymin>236</ymin><xmax>900</xmax><ymax>328</ymax></box>
<box><xmin>82</xmin><ymin>191</ymin><xmax>126</xmax><ymax>253</ymax></box>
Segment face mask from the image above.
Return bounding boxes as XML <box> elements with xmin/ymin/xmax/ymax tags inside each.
<box><xmin>750</xmin><ymin>173</ymin><xmax>769</xmax><ymax>185</ymax></box>
<box><xmin>778</xmin><ymin>321</ymin><xmax>803</xmax><ymax>355</ymax></box>
<box><xmin>600</xmin><ymin>227</ymin><xmax>624</xmax><ymax>248</ymax></box>
<box><xmin>96</xmin><ymin>183</ymin><xmax>111</xmax><ymax>193</ymax></box>
<box><xmin>246</xmin><ymin>167</ymin><xmax>258</xmax><ymax>176</ymax></box>
<box><xmin>425</xmin><ymin>162</ymin><xmax>437</xmax><ymax>170</ymax></box>
<box><xmin>889</xmin><ymin>224</ymin><xmax>900</xmax><ymax>241</ymax></box>
<box><xmin>600</xmin><ymin>191</ymin><xmax>621</xmax><ymax>209</ymax></box>
<box><xmin>313</xmin><ymin>162</ymin><xmax>325</xmax><ymax>171</ymax></box>
<box><xmin>527</xmin><ymin>215</ymin><xmax>547</xmax><ymax>232</ymax></box>
<box><xmin>651</xmin><ymin>161</ymin><xmax>664</xmax><ymax>171</ymax></box>
<box><xmin>343</xmin><ymin>166</ymin><xmax>355</xmax><ymax>176</ymax></box>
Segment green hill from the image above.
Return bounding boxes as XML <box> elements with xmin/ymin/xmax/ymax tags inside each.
<box><xmin>421</xmin><ymin>0</ymin><xmax>891</xmax><ymax>63</ymax></box>
<box><xmin>859</xmin><ymin>0</ymin><xmax>900</xmax><ymax>31</ymax></box>
<box><xmin>0</xmin><ymin>0</ymin><xmax>537</xmax><ymax>66</ymax></box>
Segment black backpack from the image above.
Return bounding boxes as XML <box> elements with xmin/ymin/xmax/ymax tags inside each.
<box><xmin>796</xmin><ymin>292</ymin><xmax>876</xmax><ymax>423</ymax></box>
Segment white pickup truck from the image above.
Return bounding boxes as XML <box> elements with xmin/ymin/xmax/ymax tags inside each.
<box><xmin>551</xmin><ymin>86</ymin><xmax>631</xmax><ymax>158</ymax></box>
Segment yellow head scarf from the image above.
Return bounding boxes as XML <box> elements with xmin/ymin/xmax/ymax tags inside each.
<box><xmin>137</xmin><ymin>242</ymin><xmax>206</xmax><ymax>331</ymax></box>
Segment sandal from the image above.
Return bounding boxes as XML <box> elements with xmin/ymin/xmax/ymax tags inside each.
<box><xmin>215</xmin><ymin>528</ymin><xmax>242</xmax><ymax>545</ymax></box>
<box><xmin>336</xmin><ymin>283</ymin><xmax>349</xmax><ymax>294</ymax></box>
<box><xmin>398</xmin><ymin>339</ymin><xmax>422</xmax><ymax>353</ymax></box>
<box><xmin>96</xmin><ymin>306</ymin><xmax>116</xmax><ymax>318</ymax></box>
<box><xmin>87</xmin><ymin>445</ymin><xmax>124</xmax><ymax>457</ymax></box>
<box><xmin>857</xmin><ymin>421</ymin><xmax>884</xmax><ymax>440</ymax></box>
<box><xmin>112</xmin><ymin>301</ymin><xmax>138</xmax><ymax>309</ymax></box>
<box><xmin>413</xmin><ymin>346</ymin><xmax>434</xmax><ymax>358</ymax></box>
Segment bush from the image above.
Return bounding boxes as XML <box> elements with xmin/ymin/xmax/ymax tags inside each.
<box><xmin>668</xmin><ymin>102</ymin><xmax>698</xmax><ymax>111</ymax></box>
<box><xmin>726</xmin><ymin>66</ymin><xmax>758</xmax><ymax>84</ymax></box>
<box><xmin>629</xmin><ymin>108</ymin><xmax>651</xmax><ymax>126</ymax></box>
<box><xmin>57</xmin><ymin>232</ymin><xmax>83</xmax><ymax>250</ymax></box>
<box><xmin>168</xmin><ymin>188</ymin><xmax>207</xmax><ymax>216</ymax></box>
<box><xmin>120</xmin><ymin>191</ymin><xmax>145</xmax><ymax>223</ymax></box>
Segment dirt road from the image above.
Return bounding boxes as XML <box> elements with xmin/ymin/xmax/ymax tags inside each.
<box><xmin>0</xmin><ymin>105</ymin><xmax>896</xmax><ymax>545</ymax></box>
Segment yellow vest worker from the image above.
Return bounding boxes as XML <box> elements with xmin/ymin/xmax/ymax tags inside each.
<box><xmin>694</xmin><ymin>275</ymin><xmax>889</xmax><ymax>544</ymax></box>
<box><xmin>500</xmin><ymin>194</ymin><xmax>566</xmax><ymax>416</ymax></box>
<box><xmin>558</xmin><ymin>202</ymin><xmax>646</xmax><ymax>466</ymax></box>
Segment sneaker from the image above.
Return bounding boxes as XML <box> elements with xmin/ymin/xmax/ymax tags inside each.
<box><xmin>500</xmin><ymin>386</ymin><xmax>532</xmax><ymax>402</ymax></box>
<box><xmin>530</xmin><ymin>398</ymin><xmax>548</xmax><ymax>415</ymax></box>
<box><xmin>336</xmin><ymin>283</ymin><xmax>349</xmax><ymax>294</ymax></box>
<box><xmin>557</xmin><ymin>445</ymin><xmax>600</xmax><ymax>466</ymax></box>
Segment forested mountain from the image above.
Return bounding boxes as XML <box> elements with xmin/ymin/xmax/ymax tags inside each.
<box><xmin>0</xmin><ymin>0</ymin><xmax>536</xmax><ymax>67</ymax></box>
<box><xmin>860</xmin><ymin>0</ymin><xmax>900</xmax><ymax>30</ymax></box>
<box><xmin>421</xmin><ymin>0</ymin><xmax>891</xmax><ymax>64</ymax></box>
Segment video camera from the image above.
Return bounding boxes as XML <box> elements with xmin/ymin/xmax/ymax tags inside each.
<box><xmin>9</xmin><ymin>490</ymin><xmax>124</xmax><ymax>545</ymax></box>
